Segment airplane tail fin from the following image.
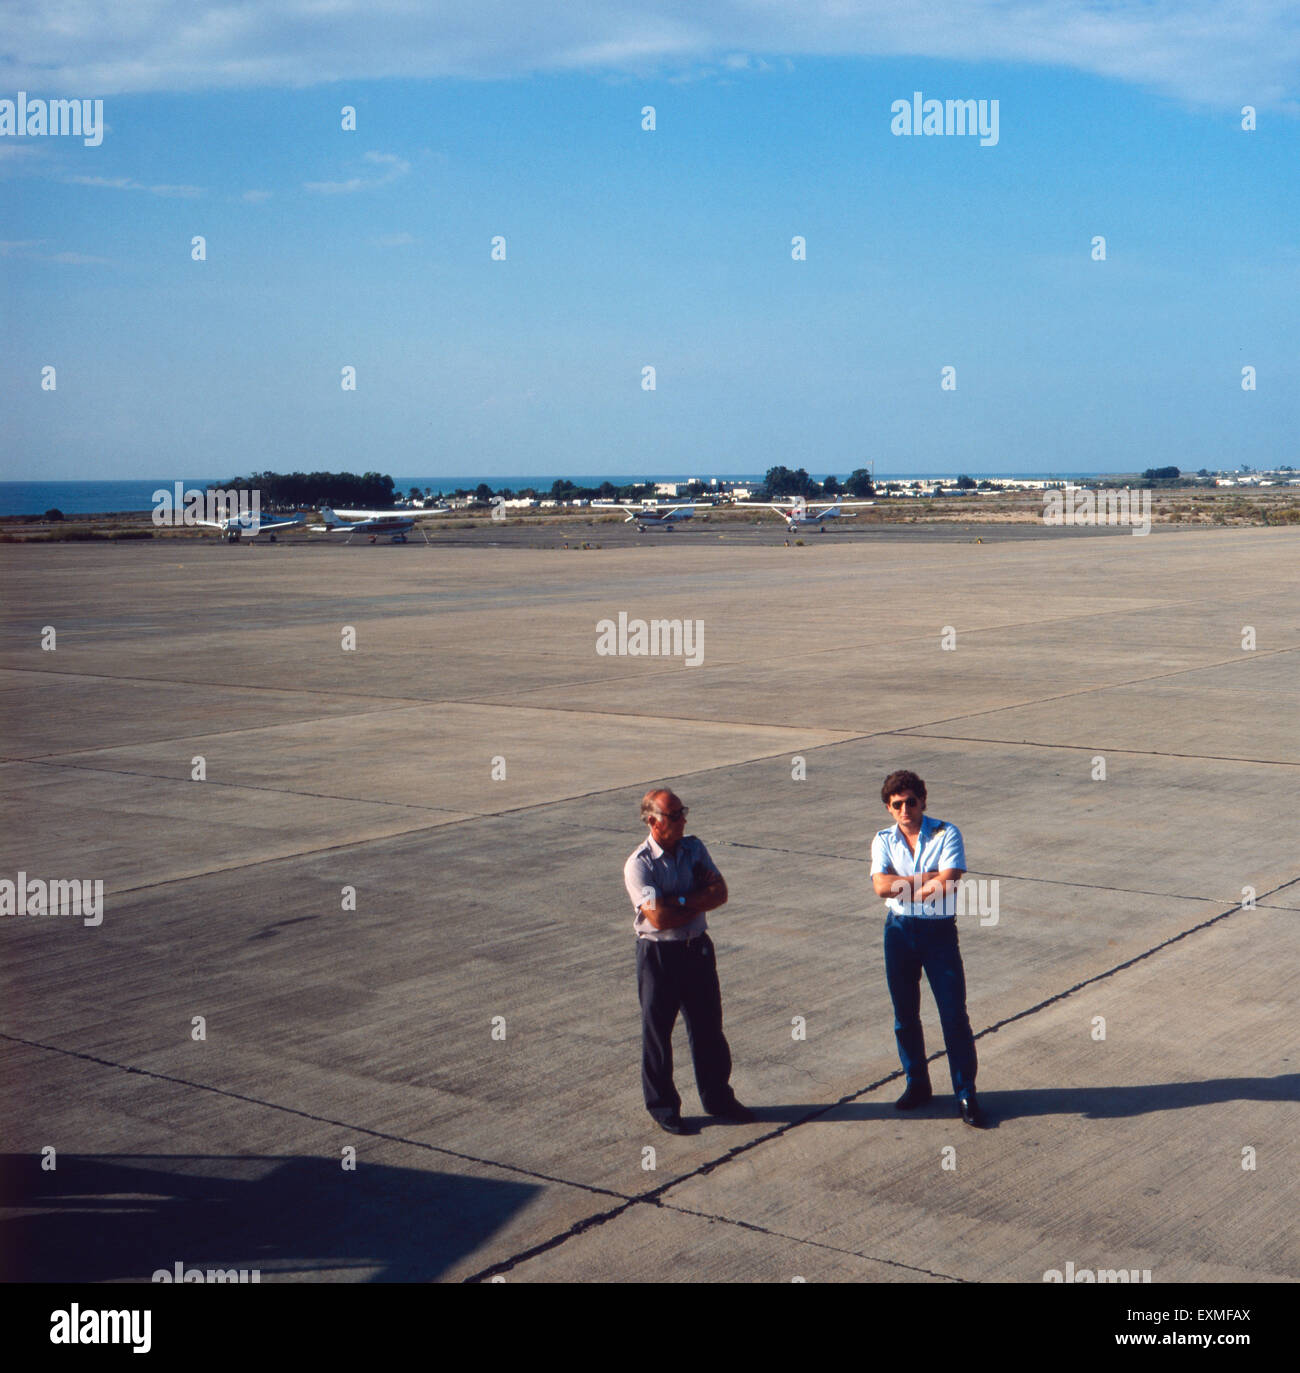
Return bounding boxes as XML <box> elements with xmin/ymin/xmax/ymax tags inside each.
<box><xmin>319</xmin><ymin>506</ymin><xmax>340</xmax><ymax>529</ymax></box>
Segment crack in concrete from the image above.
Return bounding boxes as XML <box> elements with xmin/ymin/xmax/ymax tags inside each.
<box><xmin>893</xmin><ymin>731</ymin><xmax>1299</xmax><ymax>768</ymax></box>
<box><xmin>653</xmin><ymin>1199</ymin><xmax>966</xmax><ymax>1282</ymax></box>
<box><xmin>462</xmin><ymin>876</ymin><xmax>1297</xmax><ymax>1281</ymax></box>
<box><xmin>0</xmin><ymin>1032</ymin><xmax>635</xmax><ymax>1208</ymax></box>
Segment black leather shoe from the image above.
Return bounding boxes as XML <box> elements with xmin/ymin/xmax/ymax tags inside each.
<box><xmin>895</xmin><ymin>1082</ymin><xmax>934</xmax><ymax>1110</ymax></box>
<box><xmin>654</xmin><ymin>1115</ymin><xmax>699</xmax><ymax>1136</ymax></box>
<box><xmin>710</xmin><ymin>1100</ymin><xmax>757</xmax><ymax>1124</ymax></box>
<box><xmin>957</xmin><ymin>1092</ymin><xmax>987</xmax><ymax>1128</ymax></box>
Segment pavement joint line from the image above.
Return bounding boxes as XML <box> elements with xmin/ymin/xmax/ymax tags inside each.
<box><xmin>2</xmin><ymin>658</ymin><xmax>714</xmax><ymax>703</ymax></box>
<box><xmin>452</xmin><ymin>642</ymin><xmax>1298</xmax><ymax>729</ymax></box>
<box><xmin>18</xmin><ymin>758</ymin><xmax>474</xmax><ymax>816</ymax></box>
<box><xmin>449</xmin><ymin>641</ymin><xmax>1280</xmax><ymax>709</ymax></box>
<box><xmin>651</xmin><ymin>1199</ymin><xmax>967</xmax><ymax>1282</ymax></box>
<box><xmin>709</xmin><ymin>844</ymin><xmax>1272</xmax><ymax>906</ymax></box>
<box><xmin>466</xmin><ymin>878</ymin><xmax>1296</xmax><ymax>1280</ymax></box>
<box><xmin>8</xmin><ymin>705</ymin><xmax>450</xmax><ymax>762</ymax></box>
<box><xmin>0</xmin><ymin>675</ymin><xmax>866</xmax><ymax>750</ymax></box>
<box><xmin>0</xmin><ymin>1030</ymin><xmax>638</xmax><ymax>1207</ymax></box>
<box><xmin>59</xmin><ymin>825</ymin><xmax>477</xmax><ymax>899</ymax></box>
<box><xmin>11</xmin><ymin>640</ymin><xmax>1292</xmax><ymax>743</ymax></box>
<box><xmin>881</xmin><ymin>646</ymin><xmax>1297</xmax><ymax>734</ymax></box>
<box><xmin>0</xmin><ymin>665</ymin><xmax>440</xmax><ymax>706</ymax></box>
<box><xmin>892</xmin><ymin>732</ymin><xmax>1299</xmax><ymax>767</ymax></box>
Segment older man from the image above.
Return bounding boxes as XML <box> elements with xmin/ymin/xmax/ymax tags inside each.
<box><xmin>623</xmin><ymin>788</ymin><xmax>754</xmax><ymax>1135</ymax></box>
<box><xmin>870</xmin><ymin>769</ymin><xmax>986</xmax><ymax>1128</ymax></box>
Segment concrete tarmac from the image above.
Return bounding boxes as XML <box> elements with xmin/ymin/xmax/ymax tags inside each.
<box><xmin>1</xmin><ymin>525</ymin><xmax>1297</xmax><ymax>1283</ymax></box>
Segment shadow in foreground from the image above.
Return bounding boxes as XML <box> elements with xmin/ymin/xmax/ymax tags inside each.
<box><xmin>0</xmin><ymin>1153</ymin><xmax>539</xmax><ymax>1282</ymax></box>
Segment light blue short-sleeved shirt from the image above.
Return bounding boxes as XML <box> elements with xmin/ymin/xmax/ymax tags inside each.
<box><xmin>624</xmin><ymin>833</ymin><xmax>719</xmax><ymax>941</ymax></box>
<box><xmin>870</xmin><ymin>814</ymin><xmax>967</xmax><ymax>918</ymax></box>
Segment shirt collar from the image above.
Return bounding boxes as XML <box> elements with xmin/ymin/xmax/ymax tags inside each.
<box><xmin>894</xmin><ymin>814</ymin><xmax>934</xmax><ymax>843</ymax></box>
<box><xmin>645</xmin><ymin>834</ymin><xmax>690</xmax><ymax>861</ymax></box>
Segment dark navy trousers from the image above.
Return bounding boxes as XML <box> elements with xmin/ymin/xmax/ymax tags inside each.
<box><xmin>636</xmin><ymin>934</ymin><xmax>736</xmax><ymax>1121</ymax></box>
<box><xmin>884</xmin><ymin>913</ymin><xmax>978</xmax><ymax>1095</ymax></box>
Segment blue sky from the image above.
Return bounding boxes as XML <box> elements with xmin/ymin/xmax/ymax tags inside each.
<box><xmin>2</xmin><ymin>2</ymin><xmax>1297</xmax><ymax>480</ymax></box>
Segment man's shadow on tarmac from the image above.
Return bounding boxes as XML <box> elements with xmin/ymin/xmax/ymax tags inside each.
<box><xmin>735</xmin><ymin>1073</ymin><xmax>1300</xmax><ymax>1131</ymax></box>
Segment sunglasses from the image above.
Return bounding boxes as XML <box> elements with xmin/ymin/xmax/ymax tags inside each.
<box><xmin>650</xmin><ymin>807</ymin><xmax>688</xmax><ymax>822</ymax></box>
<box><xmin>889</xmin><ymin>797</ymin><xmax>921</xmax><ymax>811</ymax></box>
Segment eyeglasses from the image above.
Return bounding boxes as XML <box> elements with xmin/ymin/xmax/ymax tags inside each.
<box><xmin>650</xmin><ymin>807</ymin><xmax>688</xmax><ymax>822</ymax></box>
<box><xmin>889</xmin><ymin>797</ymin><xmax>921</xmax><ymax>811</ymax></box>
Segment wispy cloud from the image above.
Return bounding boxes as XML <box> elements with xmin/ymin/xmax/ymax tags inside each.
<box><xmin>0</xmin><ymin>238</ymin><xmax>109</xmax><ymax>265</ymax></box>
<box><xmin>373</xmin><ymin>231</ymin><xmax>416</xmax><ymax>247</ymax></box>
<box><xmin>0</xmin><ymin>2</ymin><xmax>1295</xmax><ymax>109</ymax></box>
<box><xmin>304</xmin><ymin>149</ymin><xmax>409</xmax><ymax>194</ymax></box>
<box><xmin>242</xmin><ymin>188</ymin><xmax>272</xmax><ymax>202</ymax></box>
<box><xmin>66</xmin><ymin>173</ymin><xmax>203</xmax><ymax>197</ymax></box>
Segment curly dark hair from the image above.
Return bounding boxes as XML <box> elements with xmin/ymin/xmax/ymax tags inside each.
<box><xmin>880</xmin><ymin>770</ymin><xmax>927</xmax><ymax>807</ymax></box>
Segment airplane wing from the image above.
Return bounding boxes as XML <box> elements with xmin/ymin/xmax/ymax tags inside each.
<box><xmin>611</xmin><ymin>503</ymin><xmax>710</xmax><ymax>512</ymax></box>
<box><xmin>244</xmin><ymin>515</ymin><xmax>306</xmax><ymax>532</ymax></box>
<box><xmin>611</xmin><ymin>503</ymin><xmax>708</xmax><ymax>521</ymax></box>
<box><xmin>330</xmin><ymin>508</ymin><xmax>436</xmax><ymax>520</ymax></box>
<box><xmin>194</xmin><ymin>515</ymin><xmax>303</xmax><ymax>532</ymax></box>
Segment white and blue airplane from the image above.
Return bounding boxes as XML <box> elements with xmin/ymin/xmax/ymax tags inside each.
<box><xmin>759</xmin><ymin>496</ymin><xmax>876</xmax><ymax>531</ymax></box>
<box><xmin>312</xmin><ymin>506</ymin><xmax>449</xmax><ymax>543</ymax></box>
<box><xmin>613</xmin><ymin>502</ymin><xmax>711</xmax><ymax>531</ymax></box>
<box><xmin>197</xmin><ymin>511</ymin><xmax>306</xmax><ymax>543</ymax></box>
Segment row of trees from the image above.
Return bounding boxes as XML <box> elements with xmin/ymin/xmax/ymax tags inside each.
<box><xmin>762</xmin><ymin>466</ymin><xmax>877</xmax><ymax>498</ymax></box>
<box><xmin>219</xmin><ymin>471</ymin><xmax>397</xmax><ymax>508</ymax></box>
<box><xmin>404</xmin><ymin>480</ymin><xmax>664</xmax><ymax>503</ymax></box>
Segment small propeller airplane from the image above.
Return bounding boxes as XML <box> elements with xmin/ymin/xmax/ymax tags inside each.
<box><xmin>311</xmin><ymin>506</ymin><xmax>450</xmax><ymax>543</ymax></box>
<box><xmin>197</xmin><ymin>511</ymin><xmax>306</xmax><ymax>543</ymax></box>
<box><xmin>756</xmin><ymin>496</ymin><xmax>876</xmax><ymax>531</ymax></box>
<box><xmin>612</xmin><ymin>502</ymin><xmax>712</xmax><ymax>531</ymax></box>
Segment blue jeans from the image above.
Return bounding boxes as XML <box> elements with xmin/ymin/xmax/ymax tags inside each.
<box><xmin>883</xmin><ymin>914</ymin><xmax>977</xmax><ymax>1095</ymax></box>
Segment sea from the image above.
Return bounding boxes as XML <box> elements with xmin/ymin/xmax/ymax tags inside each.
<box><xmin>0</xmin><ymin>473</ymin><xmax>1113</xmax><ymax>518</ymax></box>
